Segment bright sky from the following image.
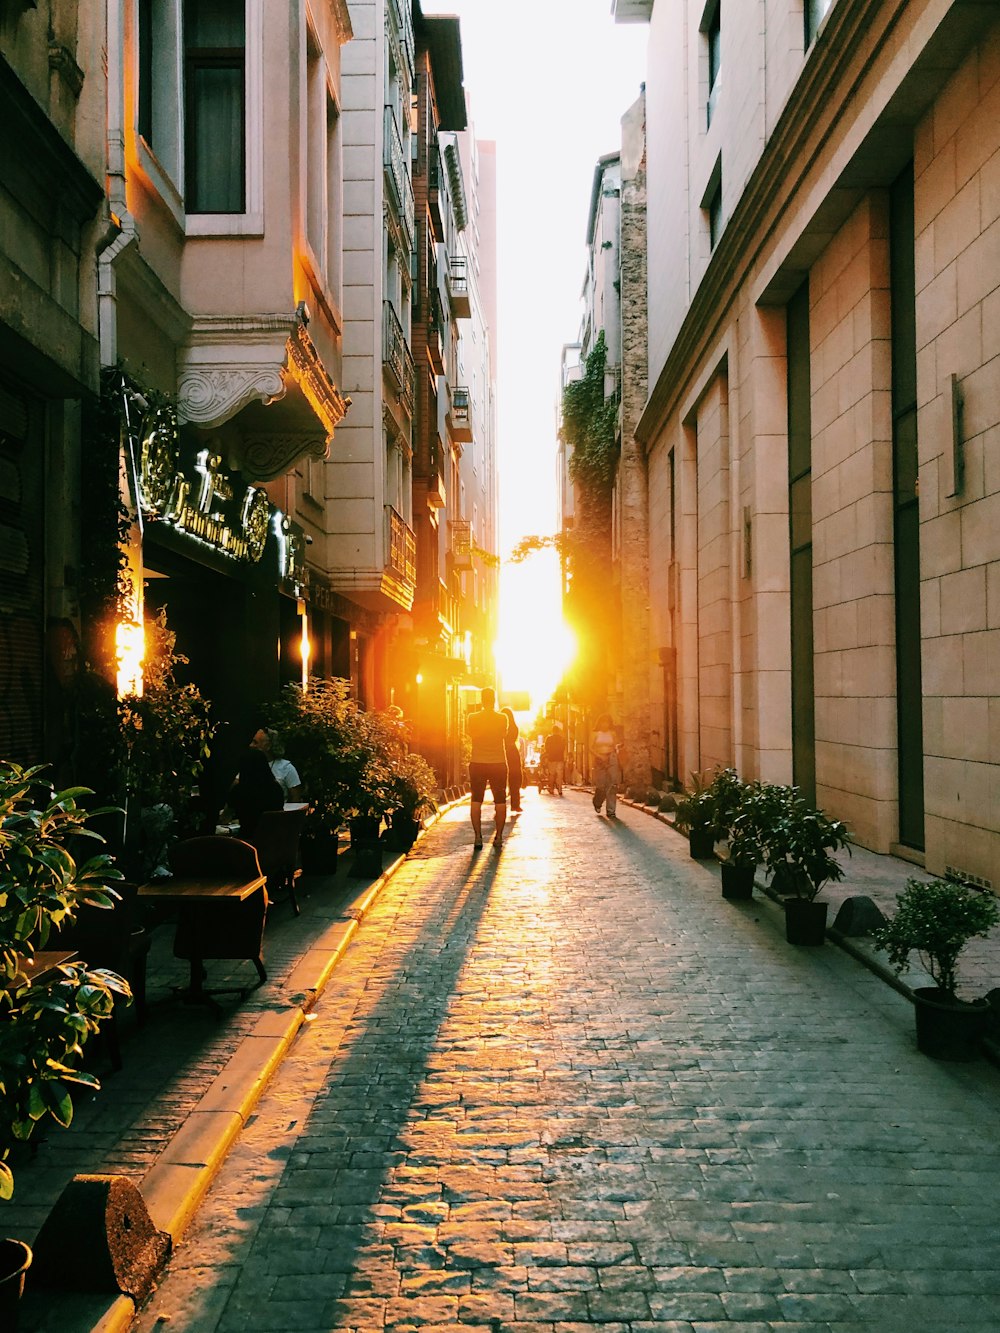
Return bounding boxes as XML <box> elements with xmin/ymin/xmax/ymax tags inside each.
<box><xmin>440</xmin><ymin>2</ymin><xmax>648</xmax><ymax>708</ymax></box>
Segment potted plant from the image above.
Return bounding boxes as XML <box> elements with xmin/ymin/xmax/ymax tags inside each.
<box><xmin>0</xmin><ymin>763</ymin><xmax>131</xmax><ymax>1324</ymax></box>
<box><xmin>721</xmin><ymin>780</ymin><xmax>788</xmax><ymax>901</ymax></box>
<box><xmin>263</xmin><ymin>679</ymin><xmax>367</xmax><ymax>873</ymax></box>
<box><xmin>759</xmin><ymin>790</ymin><xmax>850</xmax><ymax>944</ymax></box>
<box><xmin>872</xmin><ymin>877</ymin><xmax>999</xmax><ymax>1061</ymax></box>
<box><xmin>673</xmin><ymin>772</ymin><xmax>719</xmax><ymax>859</ymax></box>
<box><xmin>386</xmin><ymin>751</ymin><xmax>438</xmax><ymax>851</ymax></box>
<box><xmin>115</xmin><ymin>608</ymin><xmax>216</xmax><ymax>878</ymax></box>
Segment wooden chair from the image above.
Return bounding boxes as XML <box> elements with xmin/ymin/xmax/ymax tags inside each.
<box><xmin>169</xmin><ymin>836</ymin><xmax>268</xmax><ymax>994</ymax></box>
<box><xmin>253</xmin><ymin>807</ymin><xmax>308</xmax><ymax>915</ymax></box>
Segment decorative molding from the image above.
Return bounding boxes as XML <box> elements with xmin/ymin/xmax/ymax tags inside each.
<box><xmin>239</xmin><ymin>431</ymin><xmax>327</xmax><ymax>483</ymax></box>
<box><xmin>284</xmin><ymin>318</ymin><xmax>351</xmax><ymax>437</ymax></box>
<box><xmin>177</xmin><ymin>365</ymin><xmax>287</xmax><ymax>428</ymax></box>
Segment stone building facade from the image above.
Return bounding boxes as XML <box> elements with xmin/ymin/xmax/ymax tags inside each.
<box><xmin>615</xmin><ymin>0</ymin><xmax>1000</xmax><ymax>886</ymax></box>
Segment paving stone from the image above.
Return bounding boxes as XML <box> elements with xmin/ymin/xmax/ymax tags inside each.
<box><xmin>102</xmin><ymin>795</ymin><xmax>1000</xmax><ymax>1331</ymax></box>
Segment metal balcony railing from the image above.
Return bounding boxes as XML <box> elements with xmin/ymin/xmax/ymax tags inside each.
<box><xmin>388</xmin><ymin>0</ymin><xmax>415</xmax><ymax>79</ymax></box>
<box><xmin>448</xmin><ymin>385</ymin><xmax>472</xmax><ymax>442</ymax></box>
<box><xmin>383</xmin><ymin>106</ymin><xmax>414</xmax><ymax>251</ymax></box>
<box><xmin>382</xmin><ymin>301</ymin><xmax>414</xmax><ymax>413</ymax></box>
<box><xmin>446</xmin><ymin>256</ymin><xmax>471</xmax><ymax>318</ymax></box>
<box><xmin>386</xmin><ymin>505</ymin><xmax>416</xmax><ymax>586</ymax></box>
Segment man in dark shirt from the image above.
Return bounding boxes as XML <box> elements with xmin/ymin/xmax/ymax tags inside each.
<box><xmin>542</xmin><ymin>724</ymin><xmax>566</xmax><ymax>795</ymax></box>
<box><xmin>466</xmin><ymin>687</ymin><xmax>509</xmax><ymax>849</ymax></box>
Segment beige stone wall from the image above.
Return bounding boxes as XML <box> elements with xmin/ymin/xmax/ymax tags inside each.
<box><xmin>695</xmin><ymin>375</ymin><xmax>734</xmax><ymax>774</ymax></box>
<box><xmin>914</xmin><ymin>27</ymin><xmax>1000</xmax><ymax>887</ymax></box>
<box><xmin>809</xmin><ymin>194</ymin><xmax>898</xmax><ymax>852</ymax></box>
<box><xmin>740</xmin><ymin>307</ymin><xmax>793</xmax><ymax>785</ymax></box>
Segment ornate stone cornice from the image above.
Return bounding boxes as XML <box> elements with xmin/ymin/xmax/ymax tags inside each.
<box><xmin>177</xmin><ymin>364</ymin><xmax>287</xmax><ymax>427</ymax></box>
<box><xmin>240</xmin><ymin>431</ymin><xmax>327</xmax><ymax>483</ymax></box>
<box><xmin>177</xmin><ymin>310</ymin><xmax>350</xmax><ymax>456</ymax></box>
<box><xmin>285</xmin><ymin>318</ymin><xmax>351</xmax><ymax>437</ymax></box>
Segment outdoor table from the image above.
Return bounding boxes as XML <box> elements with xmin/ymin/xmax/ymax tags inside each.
<box><xmin>12</xmin><ymin>950</ymin><xmax>78</xmax><ymax>986</ymax></box>
<box><xmin>137</xmin><ymin>873</ymin><xmax>266</xmax><ymax>1004</ymax></box>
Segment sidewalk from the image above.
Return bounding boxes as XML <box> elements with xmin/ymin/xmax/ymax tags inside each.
<box><xmin>13</xmin><ymin>793</ymin><xmax>1000</xmax><ymax>1331</ymax></box>
<box><xmin>615</xmin><ymin>791</ymin><xmax>1000</xmax><ymax>1018</ymax></box>
<box><xmin>13</xmin><ymin>804</ymin><xmax>463</xmax><ymax>1333</ymax></box>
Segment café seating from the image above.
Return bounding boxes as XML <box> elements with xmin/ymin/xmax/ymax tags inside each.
<box><xmin>253</xmin><ymin>806</ymin><xmax>308</xmax><ymax>916</ymax></box>
<box><xmin>50</xmin><ymin>881</ymin><xmax>151</xmax><ymax>1068</ymax></box>
<box><xmin>169</xmin><ymin>836</ymin><xmax>268</xmax><ymax>991</ymax></box>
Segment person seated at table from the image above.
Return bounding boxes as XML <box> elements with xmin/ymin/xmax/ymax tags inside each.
<box><xmin>230</xmin><ymin>747</ymin><xmax>284</xmax><ymax>843</ymax></box>
<box><xmin>250</xmin><ymin>727</ymin><xmax>304</xmax><ymax>801</ymax></box>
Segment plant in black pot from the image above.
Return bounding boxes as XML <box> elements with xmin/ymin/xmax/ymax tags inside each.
<box><xmin>871</xmin><ymin>876</ymin><xmax>999</xmax><ymax>1061</ymax></box>
<box><xmin>674</xmin><ymin>772</ymin><xmax>719</xmax><ymax>859</ymax></box>
<box><xmin>0</xmin><ymin>763</ymin><xmax>131</xmax><ymax>1327</ymax></box>
<box><xmin>720</xmin><ymin>781</ymin><xmax>776</xmax><ymax>901</ymax></box>
<box><xmin>386</xmin><ymin>751</ymin><xmax>438</xmax><ymax>852</ymax></box>
<box><xmin>264</xmin><ymin>679</ymin><xmax>366</xmax><ymax>873</ymax></box>
<box><xmin>760</xmin><ymin>790</ymin><xmax>850</xmax><ymax>944</ymax></box>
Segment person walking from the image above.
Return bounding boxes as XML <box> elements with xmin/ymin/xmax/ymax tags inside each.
<box><xmin>501</xmin><ymin>707</ymin><xmax>523</xmax><ymax>813</ymax></box>
<box><xmin>591</xmin><ymin>713</ymin><xmax>623</xmax><ymax>819</ymax></box>
<box><xmin>542</xmin><ymin>723</ymin><xmax>566</xmax><ymax>795</ymax></box>
<box><xmin>466</xmin><ymin>687</ymin><xmax>509</xmax><ymax>849</ymax></box>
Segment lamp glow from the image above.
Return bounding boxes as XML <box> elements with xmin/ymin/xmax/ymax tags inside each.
<box><xmin>116</xmin><ymin>620</ymin><xmax>145</xmax><ymax>698</ymax></box>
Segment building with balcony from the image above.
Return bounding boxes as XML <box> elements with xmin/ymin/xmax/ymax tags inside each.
<box><xmin>454</xmin><ymin>117</ymin><xmax>500</xmax><ymax>720</ymax></box>
<box><xmin>399</xmin><ymin>8</ymin><xmax>470</xmax><ymax>784</ymax></box>
<box><xmin>618</xmin><ymin>0</ymin><xmax>1000</xmax><ymax>888</ymax></box>
<box><xmin>93</xmin><ymin>0</ymin><xmax>356</xmax><ymax>795</ymax></box>
<box><xmin>324</xmin><ymin>0</ymin><xmax>418</xmax><ymax>707</ymax></box>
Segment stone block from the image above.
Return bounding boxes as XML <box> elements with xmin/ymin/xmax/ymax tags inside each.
<box><xmin>31</xmin><ymin>1175</ymin><xmax>170</xmax><ymax>1300</ymax></box>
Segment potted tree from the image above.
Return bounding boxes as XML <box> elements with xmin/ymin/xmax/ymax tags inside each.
<box><xmin>386</xmin><ymin>751</ymin><xmax>438</xmax><ymax>852</ymax></box>
<box><xmin>759</xmin><ymin>790</ymin><xmax>850</xmax><ymax>944</ymax></box>
<box><xmin>872</xmin><ymin>877</ymin><xmax>999</xmax><ymax>1061</ymax></box>
<box><xmin>0</xmin><ymin>763</ymin><xmax>131</xmax><ymax>1325</ymax></box>
<box><xmin>264</xmin><ymin>679</ymin><xmax>366</xmax><ymax>873</ymax></box>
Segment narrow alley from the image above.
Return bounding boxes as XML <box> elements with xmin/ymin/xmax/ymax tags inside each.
<box><xmin>132</xmin><ymin>792</ymin><xmax>1000</xmax><ymax>1332</ymax></box>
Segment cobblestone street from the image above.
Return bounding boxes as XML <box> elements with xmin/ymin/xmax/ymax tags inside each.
<box><xmin>134</xmin><ymin>792</ymin><xmax>1000</xmax><ymax>1332</ymax></box>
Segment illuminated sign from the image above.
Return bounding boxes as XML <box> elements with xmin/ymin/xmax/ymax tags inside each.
<box><xmin>135</xmin><ymin>402</ymin><xmax>273</xmax><ymax>564</ymax></box>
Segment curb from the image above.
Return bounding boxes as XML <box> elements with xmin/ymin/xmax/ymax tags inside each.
<box><xmin>45</xmin><ymin>801</ymin><xmax>465</xmax><ymax>1333</ymax></box>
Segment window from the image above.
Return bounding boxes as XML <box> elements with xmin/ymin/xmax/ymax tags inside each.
<box><xmin>701</xmin><ymin>155</ymin><xmax>723</xmax><ymax>250</ymax></box>
<box><xmin>705</xmin><ymin>1</ymin><xmax>721</xmax><ymax>126</ymax></box>
<box><xmin>184</xmin><ymin>0</ymin><xmax>246</xmax><ymax>214</ymax></box>
<box><xmin>805</xmin><ymin>0</ymin><xmax>833</xmax><ymax>45</ymax></box>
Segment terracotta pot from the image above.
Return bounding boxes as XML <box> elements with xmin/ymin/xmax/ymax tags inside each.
<box><xmin>0</xmin><ymin>1239</ymin><xmax>32</xmax><ymax>1332</ymax></box>
<box><xmin>913</xmin><ymin>987</ymin><xmax>989</xmax><ymax>1062</ymax></box>
<box><xmin>784</xmin><ymin>897</ymin><xmax>828</xmax><ymax>945</ymax></box>
<box><xmin>721</xmin><ymin>862</ymin><xmax>755</xmax><ymax>900</ymax></box>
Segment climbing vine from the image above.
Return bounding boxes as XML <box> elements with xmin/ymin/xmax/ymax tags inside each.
<box><xmin>563</xmin><ymin>330</ymin><xmax>619</xmax><ymax>496</ymax></box>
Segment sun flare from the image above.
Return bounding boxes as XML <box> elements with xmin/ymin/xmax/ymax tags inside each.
<box><xmin>495</xmin><ymin>547</ymin><xmax>574</xmax><ymax>715</ymax></box>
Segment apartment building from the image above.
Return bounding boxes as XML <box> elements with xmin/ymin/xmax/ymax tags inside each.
<box><xmin>97</xmin><ymin>0</ymin><xmax>355</xmax><ymax>793</ymax></box>
<box><xmin>396</xmin><ymin>10</ymin><xmax>484</xmax><ymax>786</ymax></box>
<box><xmin>333</xmin><ymin>0</ymin><xmax>417</xmax><ymax>708</ymax></box>
<box><xmin>616</xmin><ymin>0</ymin><xmax>1000</xmax><ymax>886</ymax></box>
<box><xmin>0</xmin><ymin>1</ymin><xmax>106</xmax><ymax>777</ymax></box>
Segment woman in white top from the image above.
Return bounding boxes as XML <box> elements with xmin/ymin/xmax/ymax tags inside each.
<box><xmin>590</xmin><ymin>713</ymin><xmax>622</xmax><ymax>819</ymax></box>
<box><xmin>250</xmin><ymin>728</ymin><xmax>303</xmax><ymax>801</ymax></box>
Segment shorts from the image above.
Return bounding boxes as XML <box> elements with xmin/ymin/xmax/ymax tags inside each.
<box><xmin>469</xmin><ymin>761</ymin><xmax>508</xmax><ymax>804</ymax></box>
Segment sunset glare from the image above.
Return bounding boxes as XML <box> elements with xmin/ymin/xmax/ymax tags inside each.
<box><xmin>494</xmin><ymin>546</ymin><xmax>575</xmax><ymax>713</ymax></box>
